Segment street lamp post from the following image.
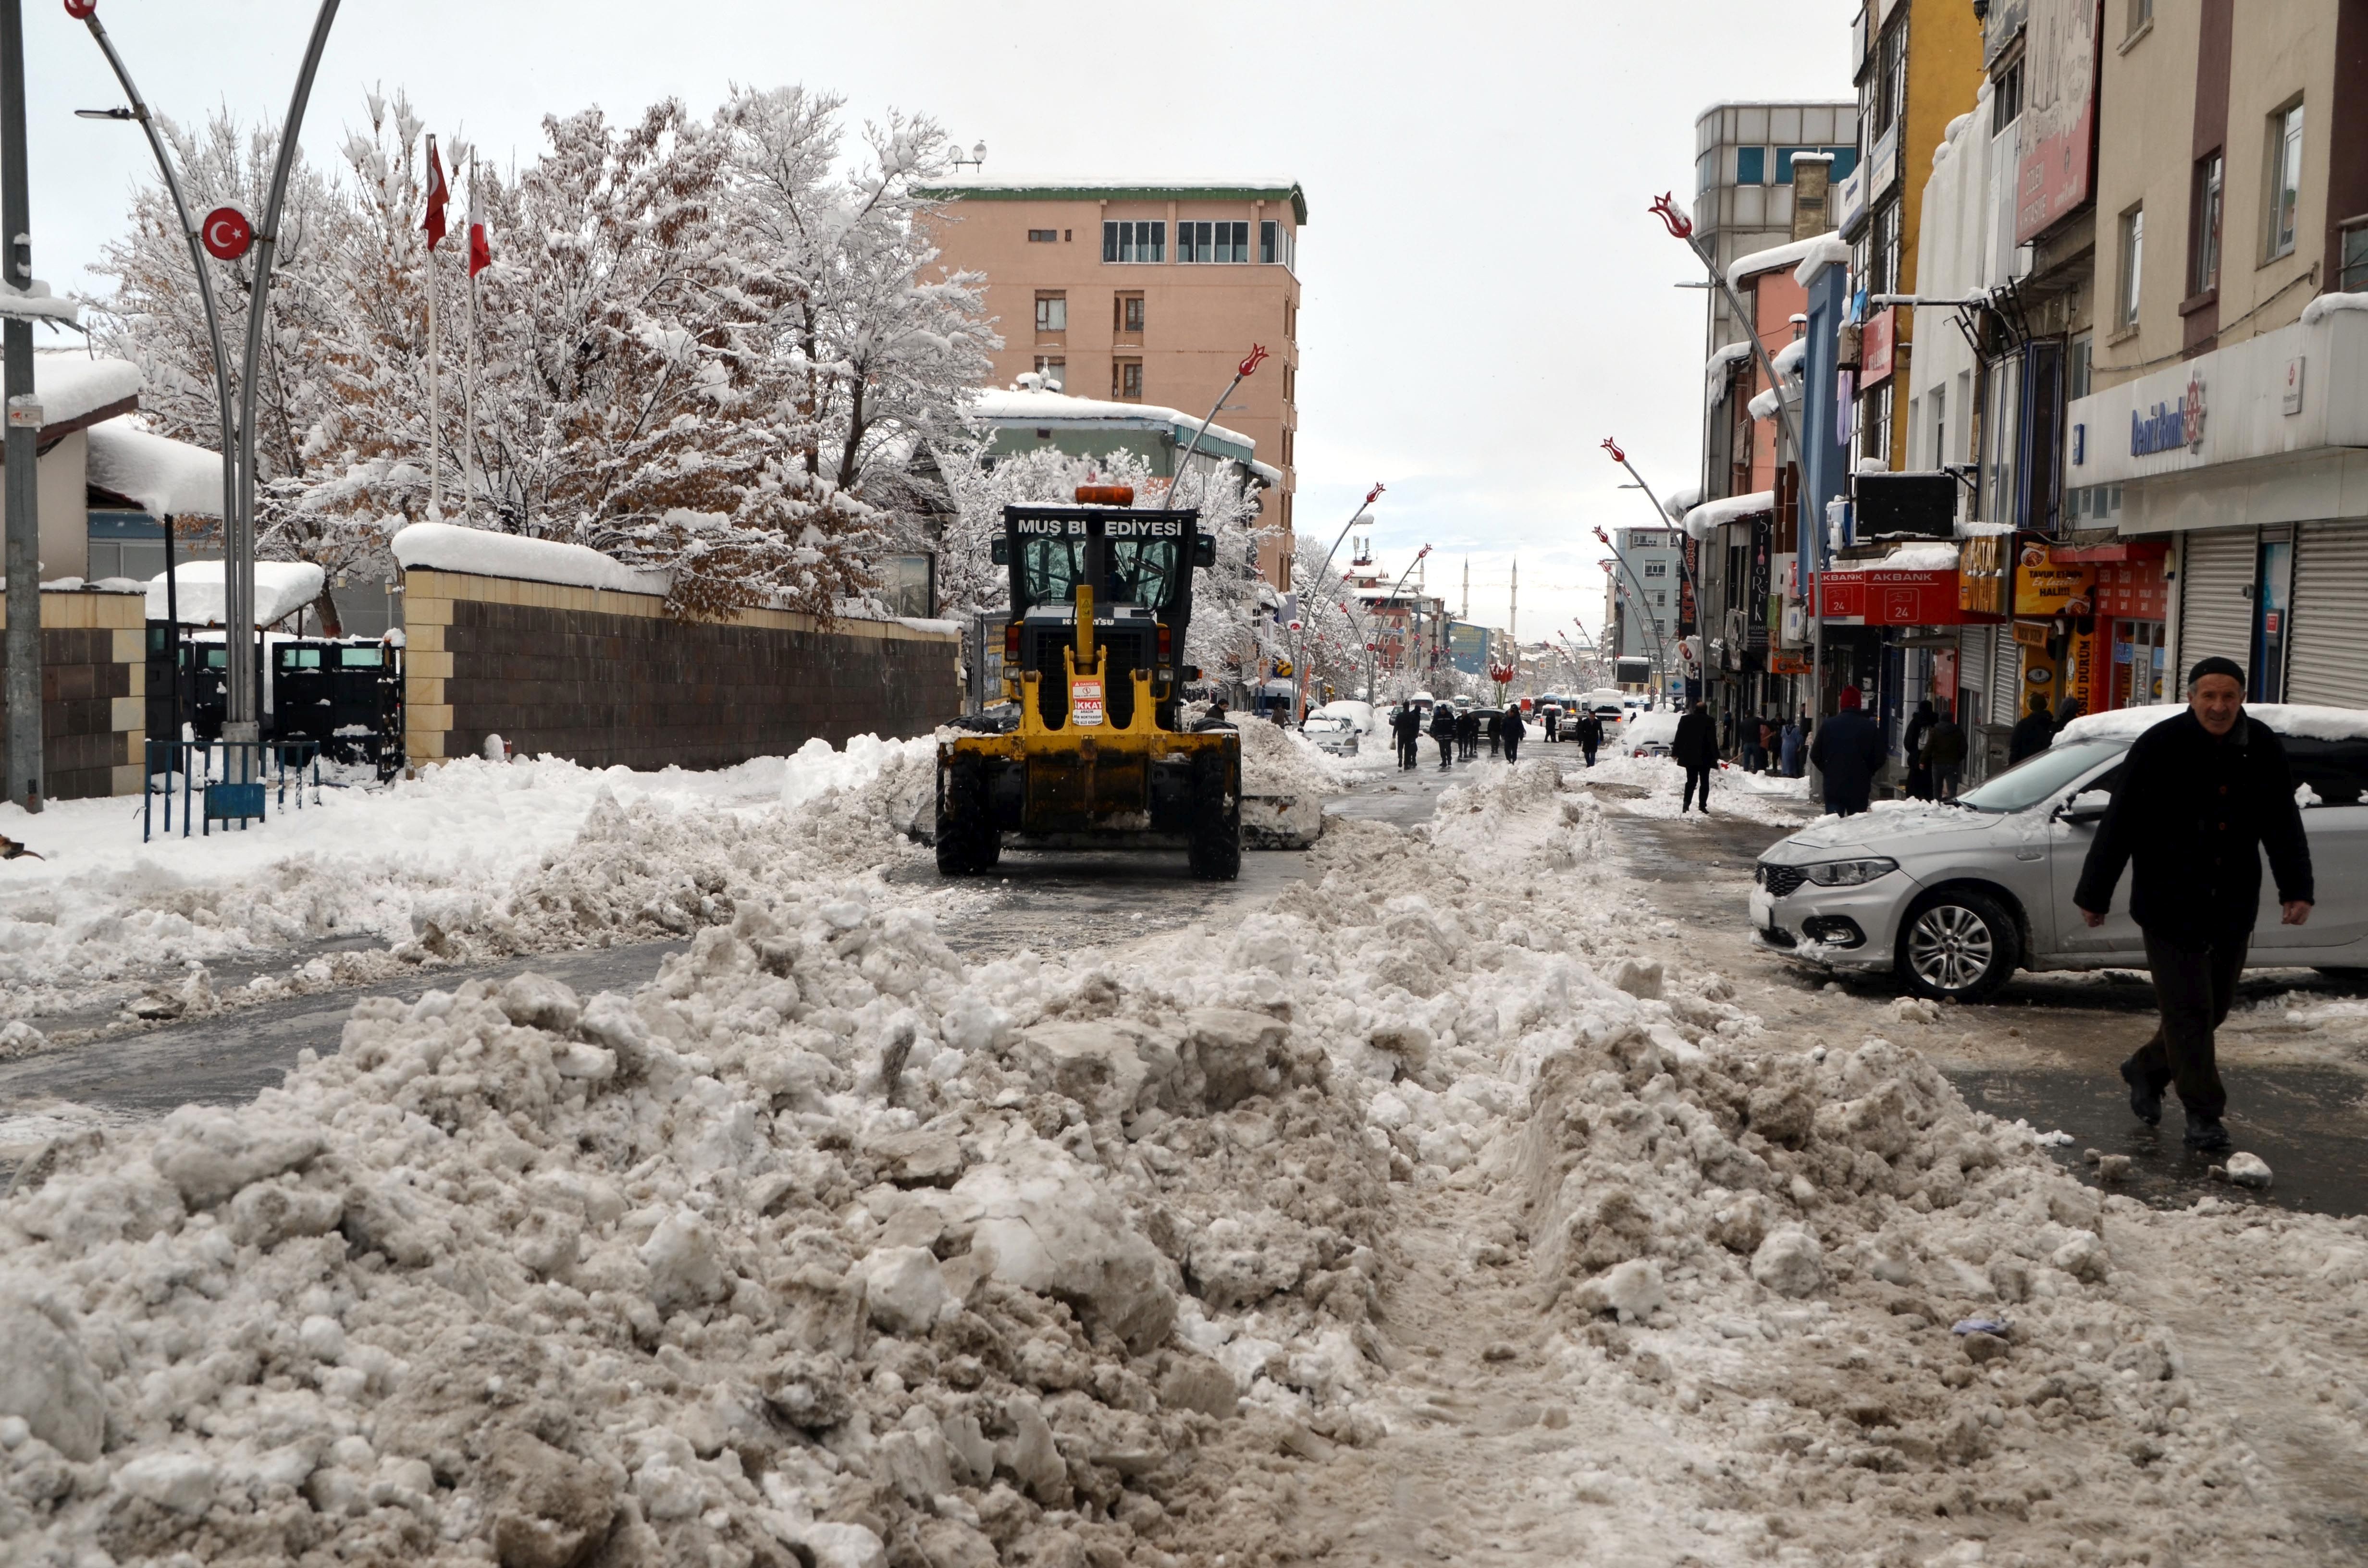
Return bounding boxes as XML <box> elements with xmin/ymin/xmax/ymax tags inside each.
<box><xmin>1593</xmin><ymin>525</ymin><xmax>1675</xmax><ymax>706</ymax></box>
<box><xmin>1650</xmin><ymin>192</ymin><xmax>1822</xmax><ymax>720</ymax></box>
<box><xmin>1290</xmin><ymin>481</ymin><xmax>1383</xmax><ymax>723</ymax></box>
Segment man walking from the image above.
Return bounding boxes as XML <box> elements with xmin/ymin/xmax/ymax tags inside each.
<box><xmin>2008</xmin><ymin>692</ymin><xmax>2056</xmax><ymax>764</ymax></box>
<box><xmin>2074</xmin><ymin>658</ymin><xmax>2313</xmax><ymax>1152</ymax></box>
<box><xmin>1430</xmin><ymin>701</ymin><xmax>1457</xmax><ymax>769</ymax></box>
<box><xmin>1808</xmin><ymin>686</ymin><xmax>1885</xmax><ymax>815</ymax></box>
<box><xmin>1926</xmin><ymin>701</ymin><xmax>1967</xmax><ymax>799</ymax></box>
<box><xmin>1904</xmin><ymin>699</ymin><xmax>1936</xmax><ymax>800</ymax></box>
<box><xmin>1780</xmin><ymin>713</ymin><xmax>1803</xmax><ymax>778</ymax></box>
<box><xmin>1500</xmin><ymin>701</ymin><xmax>1526</xmax><ymax>766</ymax></box>
<box><xmin>1543</xmin><ymin>705</ymin><xmax>1560</xmax><ymax>743</ymax></box>
<box><xmin>1391</xmin><ymin>702</ymin><xmax>1421</xmax><ymax>770</ymax></box>
<box><xmin>1575</xmin><ymin>708</ymin><xmax>1603</xmax><ymax>768</ymax></box>
<box><xmin>1672</xmin><ymin>700</ymin><xmax>1718</xmax><ymax>815</ymax></box>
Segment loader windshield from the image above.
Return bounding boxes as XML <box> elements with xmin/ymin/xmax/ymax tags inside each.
<box><xmin>1105</xmin><ymin>540</ymin><xmax>1182</xmax><ymax>613</ymax></box>
<box><xmin>1020</xmin><ymin>538</ymin><xmax>1091</xmax><ymax>608</ymax></box>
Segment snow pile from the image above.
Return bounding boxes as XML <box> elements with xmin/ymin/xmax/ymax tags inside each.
<box><xmin>1568</xmin><ymin>750</ymin><xmax>1813</xmax><ymax>826</ymax></box>
<box><xmin>146</xmin><ymin>561</ymin><xmax>326</xmax><ymax>628</ymax></box>
<box><xmin>31</xmin><ymin>353</ymin><xmax>140</xmax><ymax>426</ymax></box>
<box><xmin>1827</xmin><ymin>540</ymin><xmax>1961</xmax><ymax>573</ymax></box>
<box><xmin>391</xmin><ymin>522</ymin><xmax>669</xmax><ymax>595</ymax></box>
<box><xmin>1681</xmin><ymin>490</ymin><xmax>1775</xmax><ymax>541</ymax></box>
<box><xmin>86</xmin><ymin>420</ymin><xmax>224</xmax><ymax>519</ymax></box>
<box><xmin>2300</xmin><ymin>291</ymin><xmax>2368</xmax><ymax>328</ymax></box>
<box><xmin>1233</xmin><ymin>718</ymin><xmax>1348</xmax><ymax>798</ymax></box>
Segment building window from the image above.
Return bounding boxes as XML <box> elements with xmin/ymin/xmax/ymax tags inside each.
<box><xmin>1874</xmin><ymin>20</ymin><xmax>1909</xmax><ymax>136</ymax></box>
<box><xmin>2117</xmin><ymin>207</ymin><xmax>2144</xmax><ymax>328</ymax></box>
<box><xmin>1101</xmin><ymin>220</ymin><xmax>1165</xmax><ymax>263</ymax></box>
<box><xmin>2342</xmin><ymin>222</ymin><xmax>2368</xmax><ymax>292</ymax></box>
<box><xmin>1027</xmin><ymin>229</ymin><xmax>1058</xmax><ymax>243</ymax></box>
<box><xmin>1176</xmin><ymin>220</ymin><xmax>1251</xmax><ymax>264</ymax></box>
<box><xmin>1825</xmin><ymin>146</ymin><xmax>1859</xmax><ymax>181</ymax></box>
<box><xmin>1259</xmin><ymin>220</ymin><xmax>1295</xmax><ymax>269</ymax></box>
<box><xmin>2067</xmin><ymin>331</ymin><xmax>2093</xmax><ymax>400</ymax></box>
<box><xmin>1775</xmin><ymin>147</ymin><xmax>1820</xmax><ymax>184</ymax></box>
<box><xmin>1281</xmin><ymin>428</ymin><xmax>1295</xmax><ymax>466</ymax></box>
<box><xmin>2266</xmin><ymin>100</ymin><xmax>2305</xmax><ymax>261</ymax></box>
<box><xmin>1643</xmin><ymin>560</ymin><xmax>1668</xmax><ymax>577</ymax></box>
<box><xmin>1032</xmin><ymin>355</ymin><xmax>1066</xmax><ymax>392</ymax></box>
<box><xmin>2189</xmin><ymin>151</ymin><xmax>2223</xmax><ymax>295</ymax></box>
<box><xmin>1863</xmin><ymin>381</ymin><xmax>1894</xmax><ymax>468</ymax></box>
<box><xmin>1737</xmin><ymin>146</ymin><xmax>1767</xmax><ymax>185</ymax></box>
<box><xmin>1112</xmin><ymin>359</ymin><xmax>1142</xmax><ymax>401</ymax></box>
<box><xmin>2127</xmin><ymin>0</ymin><xmax>2153</xmax><ymax>37</ymax></box>
<box><xmin>1870</xmin><ymin>199</ymin><xmax>1901</xmax><ymax>295</ymax></box>
<box><xmin>1992</xmin><ymin>55</ymin><xmax>2024</xmax><ymax>136</ymax></box>
<box><xmin>1034</xmin><ymin>291</ymin><xmax>1066</xmax><ymax>335</ymax></box>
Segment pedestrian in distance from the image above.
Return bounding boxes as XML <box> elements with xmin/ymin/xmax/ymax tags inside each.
<box><xmin>2008</xmin><ymin>691</ymin><xmax>2057</xmax><ymax>764</ymax></box>
<box><xmin>1756</xmin><ymin>717</ymin><xmax>1778</xmax><ymax>774</ymax></box>
<box><xmin>1780</xmin><ymin>713</ymin><xmax>1804</xmax><ymax>777</ymax></box>
<box><xmin>1430</xmin><ymin>701</ymin><xmax>1457</xmax><ymax>769</ymax></box>
<box><xmin>2074</xmin><ymin>657</ymin><xmax>2312</xmax><ymax>1153</ymax></box>
<box><xmin>1926</xmin><ymin>701</ymin><xmax>1967</xmax><ymax>799</ymax></box>
<box><xmin>1904</xmin><ymin>699</ymin><xmax>1936</xmax><ymax>800</ymax></box>
<box><xmin>1486</xmin><ymin>710</ymin><xmax>1504</xmax><ymax>760</ymax></box>
<box><xmin>2055</xmin><ymin>695</ymin><xmax>2084</xmax><ymax>730</ymax></box>
<box><xmin>1457</xmin><ymin>706</ymin><xmax>1480</xmax><ymax>761</ymax></box>
<box><xmin>1391</xmin><ymin>702</ymin><xmax>1422</xmax><ymax>771</ymax></box>
<box><xmin>1500</xmin><ymin>702</ymin><xmax>1526</xmax><ymax>766</ymax></box>
<box><xmin>1576</xmin><ymin>709</ymin><xmax>1603</xmax><ymax>768</ymax></box>
<box><xmin>1543</xmin><ymin>706</ymin><xmax>1560</xmax><ymax>743</ymax></box>
<box><xmin>1808</xmin><ymin>686</ymin><xmax>1885</xmax><ymax>815</ymax></box>
<box><xmin>1672</xmin><ymin>699</ymin><xmax>1719</xmax><ymax>815</ymax></box>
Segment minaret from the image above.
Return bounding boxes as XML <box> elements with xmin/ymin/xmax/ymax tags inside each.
<box><xmin>1462</xmin><ymin>560</ymin><xmax>1470</xmax><ymax>622</ymax></box>
<box><xmin>1509</xmin><ymin>559</ymin><xmax>1518</xmax><ymax>641</ymax></box>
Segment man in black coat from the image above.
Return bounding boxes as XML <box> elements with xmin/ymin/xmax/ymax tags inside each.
<box><xmin>1808</xmin><ymin>686</ymin><xmax>1886</xmax><ymax>815</ymax></box>
<box><xmin>1575</xmin><ymin>710</ymin><xmax>1603</xmax><ymax>768</ymax></box>
<box><xmin>1390</xmin><ymin>703</ymin><xmax>1422</xmax><ymax>770</ymax></box>
<box><xmin>2007</xmin><ymin>692</ymin><xmax>2056</xmax><ymax>764</ymax></box>
<box><xmin>1671</xmin><ymin>700</ymin><xmax>1719</xmax><ymax>814</ymax></box>
<box><xmin>2074</xmin><ymin>657</ymin><xmax>2313</xmax><ymax>1152</ymax></box>
<box><xmin>1500</xmin><ymin>703</ymin><xmax>1526</xmax><ymax>766</ymax></box>
<box><xmin>1429</xmin><ymin>702</ymin><xmax>1456</xmax><ymax>769</ymax></box>
<box><xmin>1456</xmin><ymin>706</ymin><xmax>1480</xmax><ymax>760</ymax></box>
<box><xmin>1903</xmin><ymin>699</ymin><xmax>1936</xmax><ymax>799</ymax></box>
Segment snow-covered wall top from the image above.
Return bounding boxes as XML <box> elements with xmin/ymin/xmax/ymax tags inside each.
<box><xmin>147</xmin><ymin>560</ymin><xmax>325</xmax><ymax>627</ymax></box>
<box><xmin>2300</xmin><ymin>291</ymin><xmax>2368</xmax><ymax>327</ymax></box>
<box><xmin>1727</xmin><ymin>235</ymin><xmax>1845</xmax><ymax>293</ymax></box>
<box><xmin>1827</xmin><ymin>541</ymin><xmax>1960</xmax><ymax>572</ymax></box>
<box><xmin>392</xmin><ymin>522</ymin><xmax>669</xmax><ymax>595</ymax></box>
<box><xmin>1681</xmin><ymin>490</ymin><xmax>1774</xmax><ymax>541</ymax></box>
<box><xmin>1790</xmin><ymin>235</ymin><xmax>1852</xmax><ymax>288</ymax></box>
<box><xmin>32</xmin><ymin>353</ymin><xmax>140</xmax><ymax>430</ymax></box>
<box><xmin>86</xmin><ymin>419</ymin><xmax>223</xmax><ymax>518</ymax></box>
<box><xmin>971</xmin><ymin>387</ymin><xmax>1255</xmax><ymax>455</ymax></box>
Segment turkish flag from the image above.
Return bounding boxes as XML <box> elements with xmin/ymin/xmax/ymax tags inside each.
<box><xmin>468</xmin><ymin>222</ymin><xmax>492</xmax><ymax>278</ymax></box>
<box><xmin>421</xmin><ymin>135</ymin><xmax>448</xmax><ymax>251</ymax></box>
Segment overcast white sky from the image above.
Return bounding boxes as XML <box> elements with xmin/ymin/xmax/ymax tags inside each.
<box><xmin>20</xmin><ymin>0</ymin><xmax>1855</xmax><ymax>644</ymax></box>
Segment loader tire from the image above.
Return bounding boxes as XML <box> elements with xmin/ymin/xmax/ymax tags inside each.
<box><xmin>1187</xmin><ymin>751</ymin><xmax>1241</xmax><ymax>882</ymax></box>
<box><xmin>936</xmin><ymin>757</ymin><xmax>1000</xmax><ymax>875</ymax></box>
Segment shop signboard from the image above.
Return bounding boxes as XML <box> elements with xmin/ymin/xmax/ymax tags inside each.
<box><xmin>2014</xmin><ymin>0</ymin><xmax>2100</xmax><ymax>244</ymax></box>
<box><xmin>1447</xmin><ymin>621</ymin><xmax>1490</xmax><ymax>675</ymax></box>
<box><xmin>1862</xmin><ymin>306</ymin><xmax>1897</xmax><ymax>387</ymax></box>
<box><xmin>1819</xmin><ymin>569</ymin><xmax>1969</xmax><ymax>625</ymax></box>
<box><xmin>1959</xmin><ymin>533</ymin><xmax>2012</xmax><ymax>615</ymax></box>
<box><xmin>2013</xmin><ymin>545</ymin><xmax>2094</xmax><ymax>616</ymax></box>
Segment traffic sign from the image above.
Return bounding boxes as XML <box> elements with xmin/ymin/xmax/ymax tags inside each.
<box><xmin>202</xmin><ymin>206</ymin><xmax>254</xmax><ymax>260</ymax></box>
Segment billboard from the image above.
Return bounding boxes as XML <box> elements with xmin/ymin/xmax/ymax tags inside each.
<box><xmin>1447</xmin><ymin>621</ymin><xmax>1491</xmax><ymax>675</ymax></box>
<box><xmin>2015</xmin><ymin>0</ymin><xmax>2100</xmax><ymax>244</ymax></box>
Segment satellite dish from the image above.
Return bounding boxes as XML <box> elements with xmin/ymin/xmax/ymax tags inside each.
<box><xmin>972</xmin><ymin>141</ymin><xmax>987</xmax><ymax>163</ymax></box>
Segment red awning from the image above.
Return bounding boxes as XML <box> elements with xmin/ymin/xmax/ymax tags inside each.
<box><xmin>1818</xmin><ymin>569</ymin><xmax>2004</xmax><ymax>627</ymax></box>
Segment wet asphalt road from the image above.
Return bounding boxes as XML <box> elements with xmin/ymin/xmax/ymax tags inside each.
<box><xmin>1605</xmin><ymin>804</ymin><xmax>2368</xmax><ymax>1219</ymax></box>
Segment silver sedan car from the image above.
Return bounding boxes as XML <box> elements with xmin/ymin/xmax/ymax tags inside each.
<box><xmin>1751</xmin><ymin>706</ymin><xmax>2368</xmax><ymax>1000</ymax></box>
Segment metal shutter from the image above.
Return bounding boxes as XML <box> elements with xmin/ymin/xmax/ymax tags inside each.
<box><xmin>1958</xmin><ymin>625</ymin><xmax>1990</xmax><ymax>719</ymax></box>
<box><xmin>2176</xmin><ymin>528</ymin><xmax>2255</xmax><ymax>680</ymax></box>
<box><xmin>2289</xmin><ymin>521</ymin><xmax>2368</xmax><ymax>707</ymax></box>
<box><xmin>1990</xmin><ymin>624</ymin><xmax>2020</xmax><ymax>723</ymax></box>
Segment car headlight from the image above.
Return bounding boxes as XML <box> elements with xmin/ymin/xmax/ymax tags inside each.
<box><xmin>1803</xmin><ymin>856</ymin><xmax>1898</xmax><ymax>886</ymax></box>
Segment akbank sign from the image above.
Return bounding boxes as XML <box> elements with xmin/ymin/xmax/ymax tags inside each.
<box><xmin>2130</xmin><ymin>374</ymin><xmax>2206</xmax><ymax>457</ymax></box>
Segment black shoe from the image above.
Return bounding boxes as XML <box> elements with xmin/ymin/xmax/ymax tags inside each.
<box><xmin>2183</xmin><ymin>1111</ymin><xmax>2232</xmax><ymax>1152</ymax></box>
<box><xmin>2121</xmin><ymin>1058</ymin><xmax>2162</xmax><ymax>1126</ymax></box>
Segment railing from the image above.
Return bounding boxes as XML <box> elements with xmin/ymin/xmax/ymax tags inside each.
<box><xmin>143</xmin><ymin>739</ymin><xmax>323</xmax><ymax>841</ymax></box>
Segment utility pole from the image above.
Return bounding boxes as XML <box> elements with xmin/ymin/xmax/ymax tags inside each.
<box><xmin>2</xmin><ymin>0</ymin><xmax>39</xmax><ymax>811</ymax></box>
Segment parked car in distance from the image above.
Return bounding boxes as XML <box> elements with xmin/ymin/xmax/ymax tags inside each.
<box><xmin>1751</xmin><ymin>703</ymin><xmax>2368</xmax><ymax>1000</ymax></box>
<box><xmin>1622</xmin><ymin>710</ymin><xmax>1680</xmax><ymax>757</ymax></box>
<box><xmin>1300</xmin><ymin>713</ymin><xmax>1360</xmax><ymax>756</ymax></box>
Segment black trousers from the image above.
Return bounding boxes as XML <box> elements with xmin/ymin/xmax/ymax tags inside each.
<box><xmin>1436</xmin><ymin>736</ymin><xmax>1453</xmax><ymax>767</ymax></box>
<box><xmin>1397</xmin><ymin>736</ymin><xmax>1418</xmax><ymax>768</ymax></box>
<box><xmin>1682</xmin><ymin>765</ymin><xmax>1712</xmax><ymax>811</ymax></box>
<box><xmin>1504</xmin><ymin>736</ymin><xmax>1520</xmax><ymax>765</ymax></box>
<box><xmin>1582</xmin><ymin>741</ymin><xmax>1598</xmax><ymax>767</ymax></box>
<box><xmin>2129</xmin><ymin>931</ymin><xmax>2247</xmax><ymax>1120</ymax></box>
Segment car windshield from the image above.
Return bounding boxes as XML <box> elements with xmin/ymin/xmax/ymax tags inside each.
<box><xmin>1953</xmin><ymin>738</ymin><xmax>2128</xmax><ymax>813</ymax></box>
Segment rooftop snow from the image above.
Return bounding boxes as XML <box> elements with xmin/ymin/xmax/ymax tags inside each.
<box><xmin>1825</xmin><ymin>541</ymin><xmax>1960</xmax><ymax>572</ymax></box>
<box><xmin>30</xmin><ymin>352</ymin><xmax>140</xmax><ymax>430</ymax></box>
<box><xmin>2059</xmin><ymin>702</ymin><xmax>2368</xmax><ymax>745</ymax></box>
<box><xmin>1771</xmin><ymin>337</ymin><xmax>1808</xmax><ymax>379</ymax></box>
<box><xmin>148</xmin><ymin>559</ymin><xmax>325</xmax><ymax>626</ymax></box>
<box><xmin>972</xmin><ymin>387</ymin><xmax>1255</xmax><ymax>456</ymax></box>
<box><xmin>1681</xmin><ymin>490</ymin><xmax>1774</xmax><ymax>540</ymax></box>
<box><xmin>85</xmin><ymin>419</ymin><xmax>224</xmax><ymax>518</ymax></box>
<box><xmin>392</xmin><ymin>521</ymin><xmax>668</xmax><ymax>595</ymax></box>
<box><xmin>1790</xmin><ymin>235</ymin><xmax>1852</xmax><ymax>287</ymax></box>
<box><xmin>919</xmin><ymin>176</ymin><xmax>1307</xmax><ymax>223</ymax></box>
<box><xmin>1661</xmin><ymin>485</ymin><xmax>1703</xmax><ymax>523</ymax></box>
<box><xmin>1727</xmin><ymin>234</ymin><xmax>1844</xmax><ymax>291</ymax></box>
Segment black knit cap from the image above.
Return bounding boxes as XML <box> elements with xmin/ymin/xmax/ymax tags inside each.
<box><xmin>2188</xmin><ymin>656</ymin><xmax>2246</xmax><ymax>689</ymax></box>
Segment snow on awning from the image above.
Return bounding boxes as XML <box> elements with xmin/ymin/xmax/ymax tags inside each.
<box><xmin>1680</xmin><ymin>490</ymin><xmax>1774</xmax><ymax>541</ymax></box>
<box><xmin>1771</xmin><ymin>336</ymin><xmax>1807</xmax><ymax>380</ymax></box>
<box><xmin>86</xmin><ymin>419</ymin><xmax>224</xmax><ymax>518</ymax></box>
<box><xmin>148</xmin><ymin>560</ymin><xmax>326</xmax><ymax>627</ymax></box>
<box><xmin>1790</xmin><ymin>235</ymin><xmax>1851</xmax><ymax>287</ymax></box>
<box><xmin>1825</xmin><ymin>541</ymin><xmax>1960</xmax><ymax>573</ymax></box>
<box><xmin>1727</xmin><ymin>235</ymin><xmax>1847</xmax><ymax>293</ymax></box>
<box><xmin>1704</xmin><ymin>342</ymin><xmax>1753</xmax><ymax>407</ymax></box>
<box><xmin>30</xmin><ymin>352</ymin><xmax>140</xmax><ymax>432</ymax></box>
<box><xmin>391</xmin><ymin>521</ymin><xmax>667</xmax><ymax>594</ymax></box>
<box><xmin>1660</xmin><ymin>485</ymin><xmax>1702</xmax><ymax>523</ymax></box>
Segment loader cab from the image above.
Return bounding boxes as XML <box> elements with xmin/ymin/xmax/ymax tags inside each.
<box><xmin>994</xmin><ymin>503</ymin><xmax>1213</xmax><ymax>731</ymax></box>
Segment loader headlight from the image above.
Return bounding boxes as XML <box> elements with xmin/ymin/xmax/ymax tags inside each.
<box><xmin>1803</xmin><ymin>857</ymin><xmax>1898</xmax><ymax>887</ymax></box>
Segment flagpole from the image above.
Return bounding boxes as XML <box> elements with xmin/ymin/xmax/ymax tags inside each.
<box><xmin>425</xmin><ymin>135</ymin><xmax>441</xmax><ymax>521</ymax></box>
<box><xmin>463</xmin><ymin>150</ymin><xmax>477</xmax><ymax>526</ymax></box>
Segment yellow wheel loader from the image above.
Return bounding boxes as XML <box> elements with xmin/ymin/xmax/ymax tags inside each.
<box><xmin>936</xmin><ymin>493</ymin><xmax>1241</xmax><ymax>880</ymax></box>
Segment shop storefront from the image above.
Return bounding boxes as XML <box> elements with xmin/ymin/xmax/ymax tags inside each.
<box><xmin>2064</xmin><ymin>303</ymin><xmax>2368</xmax><ymax>706</ymax></box>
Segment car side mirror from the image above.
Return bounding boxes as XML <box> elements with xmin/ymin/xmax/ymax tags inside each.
<box><xmin>990</xmin><ymin>539</ymin><xmax>1009</xmax><ymax>565</ymax></box>
<box><xmin>1194</xmin><ymin>535</ymin><xmax>1217</xmax><ymax>568</ymax></box>
<box><xmin>2057</xmin><ymin>789</ymin><xmax>2112</xmax><ymax>826</ymax></box>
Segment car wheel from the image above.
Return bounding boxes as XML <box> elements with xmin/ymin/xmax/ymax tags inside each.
<box><xmin>1896</xmin><ymin>890</ymin><xmax>2018</xmax><ymax>1001</ymax></box>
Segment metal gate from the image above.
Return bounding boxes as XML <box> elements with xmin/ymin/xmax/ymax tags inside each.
<box><xmin>1988</xmin><ymin>623</ymin><xmax>2021</xmax><ymax>728</ymax></box>
<box><xmin>2289</xmin><ymin>521</ymin><xmax>2368</xmax><ymax>707</ymax></box>
<box><xmin>2175</xmin><ymin>528</ymin><xmax>2255</xmax><ymax>684</ymax></box>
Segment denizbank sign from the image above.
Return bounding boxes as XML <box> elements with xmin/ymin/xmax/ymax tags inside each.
<box><xmin>2130</xmin><ymin>375</ymin><xmax>2206</xmax><ymax>457</ymax></box>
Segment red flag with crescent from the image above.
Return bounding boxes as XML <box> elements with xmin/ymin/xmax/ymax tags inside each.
<box><xmin>421</xmin><ymin>135</ymin><xmax>448</xmax><ymax>251</ymax></box>
<box><xmin>468</xmin><ymin>222</ymin><xmax>492</xmax><ymax>278</ymax></box>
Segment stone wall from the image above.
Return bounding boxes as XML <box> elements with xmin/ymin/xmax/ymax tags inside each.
<box><xmin>402</xmin><ymin>568</ymin><xmax>960</xmax><ymax>770</ymax></box>
<box><xmin>0</xmin><ymin>588</ymin><xmax>147</xmax><ymax>800</ymax></box>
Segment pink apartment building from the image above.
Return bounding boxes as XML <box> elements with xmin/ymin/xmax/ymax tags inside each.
<box><xmin>918</xmin><ymin>180</ymin><xmax>1306</xmax><ymax>582</ymax></box>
